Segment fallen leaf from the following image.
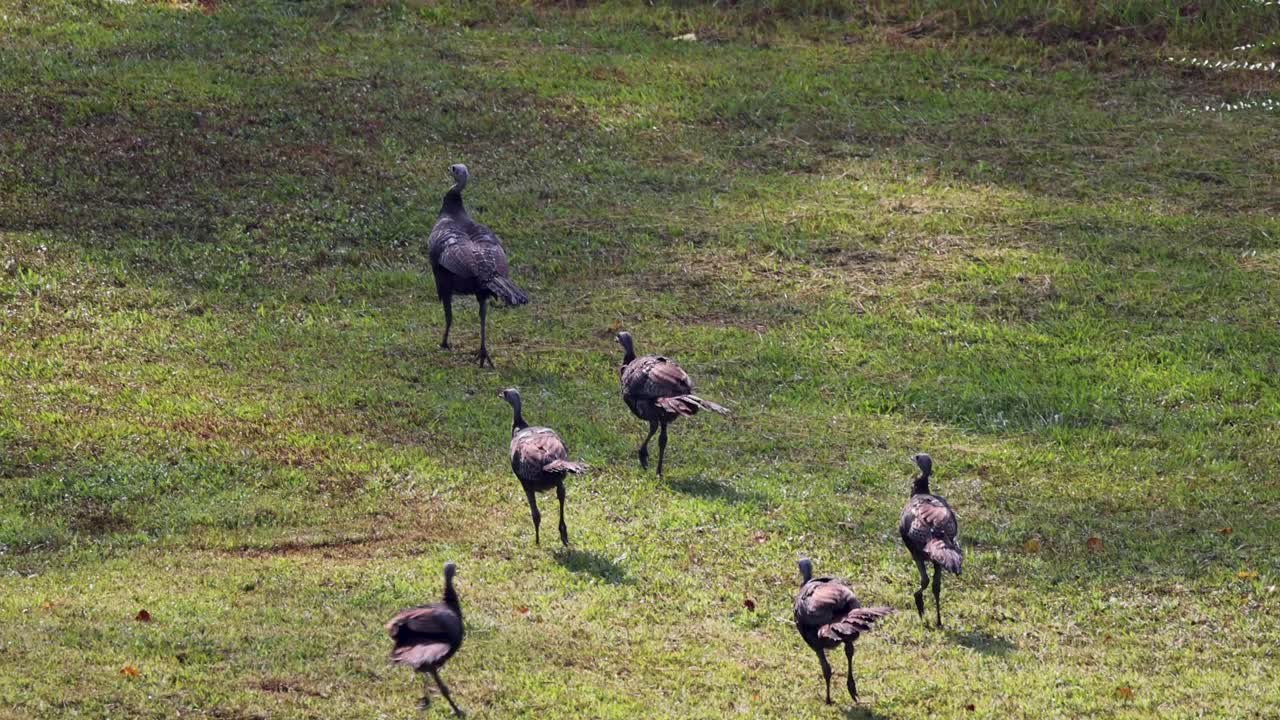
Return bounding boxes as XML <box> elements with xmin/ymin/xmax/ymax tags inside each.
<box><xmin>39</xmin><ymin>600</ymin><xmax>54</xmax><ymax>610</ymax></box>
<box><xmin>1086</xmin><ymin>536</ymin><xmax>1104</xmax><ymax>553</ymax></box>
<box><xmin>753</xmin><ymin>531</ymin><xmax>767</xmax><ymax>544</ymax></box>
<box><xmin>1024</xmin><ymin>538</ymin><xmax>1042</xmax><ymax>554</ymax></box>
<box><xmin>1217</xmin><ymin>527</ymin><xmax>1233</xmax><ymax>535</ymax></box>
<box><xmin>516</xmin><ymin>606</ymin><xmax>530</xmax><ymax>616</ymax></box>
<box><xmin>1115</xmin><ymin>686</ymin><xmax>1134</xmax><ymax>699</ymax></box>
<box><xmin>1237</xmin><ymin>570</ymin><xmax>1259</xmax><ymax>581</ymax></box>
<box><xmin>135</xmin><ymin>609</ymin><xmax>152</xmax><ymax>622</ymax></box>
<box><xmin>965</xmin><ymin>703</ymin><xmax>976</xmax><ymax>711</ymax></box>
<box><xmin>120</xmin><ymin>666</ymin><xmax>140</xmax><ymax>677</ymax></box>
<box><xmin>744</xmin><ymin>598</ymin><xmax>756</xmax><ymax>612</ymax></box>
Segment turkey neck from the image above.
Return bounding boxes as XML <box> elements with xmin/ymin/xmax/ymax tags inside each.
<box><xmin>509</xmin><ymin>397</ymin><xmax>528</xmax><ymax>433</ymax></box>
<box><xmin>911</xmin><ymin>469</ymin><xmax>932</xmax><ymax>496</ymax></box>
<box><xmin>440</xmin><ymin>182</ymin><xmax>467</xmax><ymax>218</ymax></box>
<box><xmin>443</xmin><ymin>574</ymin><xmax>462</xmax><ymax>616</ymax></box>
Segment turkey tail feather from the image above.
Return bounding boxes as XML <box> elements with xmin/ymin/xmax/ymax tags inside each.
<box><xmin>390</xmin><ymin>643</ymin><xmax>451</xmax><ymax>670</ymax></box>
<box><xmin>486</xmin><ymin>276</ymin><xmax>529</xmax><ymax>306</ymax></box>
<box><xmin>926</xmin><ymin>539</ymin><xmax>963</xmax><ymax>574</ymax></box>
<box><xmin>656</xmin><ymin>394</ymin><xmax>729</xmax><ymax>416</ymax></box>
<box><xmin>543</xmin><ymin>459</ymin><xmax>586</xmax><ymax>474</ymax></box>
<box><xmin>819</xmin><ymin>607</ymin><xmax>895</xmax><ymax>642</ymax></box>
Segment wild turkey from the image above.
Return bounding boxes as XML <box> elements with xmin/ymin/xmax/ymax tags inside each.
<box><xmin>386</xmin><ymin>562</ymin><xmax>465</xmax><ymax>716</ymax></box>
<box><xmin>427</xmin><ymin>163</ymin><xmax>529</xmax><ymax>367</ymax></box>
<box><xmin>899</xmin><ymin>453</ymin><xmax>962</xmax><ymax>627</ymax></box>
<box><xmin>615</xmin><ymin>331</ymin><xmax>727</xmax><ymax>476</ymax></box>
<box><xmin>499</xmin><ymin>387</ymin><xmax>586</xmax><ymax>546</ymax></box>
<box><xmin>793</xmin><ymin>558</ymin><xmax>894</xmax><ymax>705</ymax></box>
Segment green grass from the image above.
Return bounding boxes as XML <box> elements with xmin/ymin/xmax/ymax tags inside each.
<box><xmin>2</xmin><ymin>1</ymin><xmax>1279</xmax><ymax>718</ymax></box>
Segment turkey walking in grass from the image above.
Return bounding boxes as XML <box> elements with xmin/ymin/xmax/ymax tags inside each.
<box><xmin>793</xmin><ymin>558</ymin><xmax>894</xmax><ymax>705</ymax></box>
<box><xmin>427</xmin><ymin>163</ymin><xmax>529</xmax><ymax>367</ymax></box>
<box><xmin>615</xmin><ymin>331</ymin><xmax>727</xmax><ymax>476</ymax></box>
<box><xmin>500</xmin><ymin>387</ymin><xmax>586</xmax><ymax>546</ymax></box>
<box><xmin>899</xmin><ymin>453</ymin><xmax>963</xmax><ymax>628</ymax></box>
<box><xmin>386</xmin><ymin>562</ymin><xmax>466</xmax><ymax>716</ymax></box>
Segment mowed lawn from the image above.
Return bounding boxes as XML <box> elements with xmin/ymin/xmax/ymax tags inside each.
<box><xmin>2</xmin><ymin>1</ymin><xmax>1279</xmax><ymax>718</ymax></box>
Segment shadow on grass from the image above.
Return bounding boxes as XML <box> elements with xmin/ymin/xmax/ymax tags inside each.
<box><xmin>553</xmin><ymin>548</ymin><xmax>630</xmax><ymax>585</ymax></box>
<box><xmin>664</xmin><ymin>475</ymin><xmax>764</xmax><ymax>505</ymax></box>
<box><xmin>949</xmin><ymin>628</ymin><xmax>1016</xmax><ymax>656</ymax></box>
<box><xmin>843</xmin><ymin>706</ymin><xmax>893</xmax><ymax>720</ymax></box>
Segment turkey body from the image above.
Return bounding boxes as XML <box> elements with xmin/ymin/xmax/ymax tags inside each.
<box><xmin>428</xmin><ymin>163</ymin><xmax>528</xmax><ymax>367</ymax></box>
<box><xmin>615</xmin><ymin>331</ymin><xmax>727</xmax><ymax>475</ymax></box>
<box><xmin>793</xmin><ymin>558</ymin><xmax>894</xmax><ymax>705</ymax></box>
<box><xmin>501</xmin><ymin>388</ymin><xmax>585</xmax><ymax>546</ymax></box>
<box><xmin>899</xmin><ymin>453</ymin><xmax>963</xmax><ymax>627</ymax></box>
<box><xmin>386</xmin><ymin>562</ymin><xmax>465</xmax><ymax>715</ymax></box>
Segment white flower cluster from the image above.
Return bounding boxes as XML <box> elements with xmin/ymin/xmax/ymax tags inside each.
<box><xmin>1168</xmin><ymin>56</ymin><xmax>1279</xmax><ymax>72</ymax></box>
<box><xmin>1188</xmin><ymin>97</ymin><xmax>1279</xmax><ymax>113</ymax></box>
<box><xmin>1169</xmin><ymin>4</ymin><xmax>1280</xmax><ymax>114</ymax></box>
<box><xmin>1230</xmin><ymin>41</ymin><xmax>1280</xmax><ymax>50</ymax></box>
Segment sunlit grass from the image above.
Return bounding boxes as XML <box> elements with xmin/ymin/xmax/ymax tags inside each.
<box><xmin>1</xmin><ymin>1</ymin><xmax>1278</xmax><ymax>718</ymax></box>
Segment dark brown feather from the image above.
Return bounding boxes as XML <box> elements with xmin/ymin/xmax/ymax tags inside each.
<box><xmin>511</xmin><ymin>426</ymin><xmax>583</xmax><ymax>488</ymax></box>
<box><xmin>621</xmin><ymin>354</ymin><xmax>727</xmax><ymax>424</ymax></box>
<box><xmin>386</xmin><ymin>568</ymin><xmax>463</xmax><ymax>672</ymax></box>
<box><xmin>924</xmin><ymin>539</ymin><xmax>963</xmax><ymax>573</ymax></box>
<box><xmin>390</xmin><ymin>642</ymin><xmax>453</xmax><ymax>669</ymax></box>
<box><xmin>646</xmin><ymin>360</ymin><xmax>693</xmax><ymax>396</ymax></box>
<box><xmin>795</xmin><ymin>576</ymin><xmax>894</xmax><ymax>647</ymax></box>
<box><xmin>542</xmin><ymin>458</ymin><xmax>586</xmax><ymax>474</ymax></box>
<box><xmin>900</xmin><ymin>461</ymin><xmax>963</xmax><ymax>575</ymax></box>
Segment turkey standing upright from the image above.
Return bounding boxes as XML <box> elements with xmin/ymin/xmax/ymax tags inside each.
<box><xmin>792</xmin><ymin>558</ymin><xmax>894</xmax><ymax>705</ymax></box>
<box><xmin>428</xmin><ymin>163</ymin><xmax>528</xmax><ymax>367</ymax></box>
<box><xmin>499</xmin><ymin>387</ymin><xmax>586</xmax><ymax>546</ymax></box>
<box><xmin>615</xmin><ymin>331</ymin><xmax>727</xmax><ymax>476</ymax></box>
<box><xmin>385</xmin><ymin>562</ymin><xmax>465</xmax><ymax>716</ymax></box>
<box><xmin>899</xmin><ymin>453</ymin><xmax>963</xmax><ymax>627</ymax></box>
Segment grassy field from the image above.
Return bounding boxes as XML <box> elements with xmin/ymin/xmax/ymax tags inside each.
<box><xmin>2</xmin><ymin>1</ymin><xmax>1280</xmax><ymax>718</ymax></box>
